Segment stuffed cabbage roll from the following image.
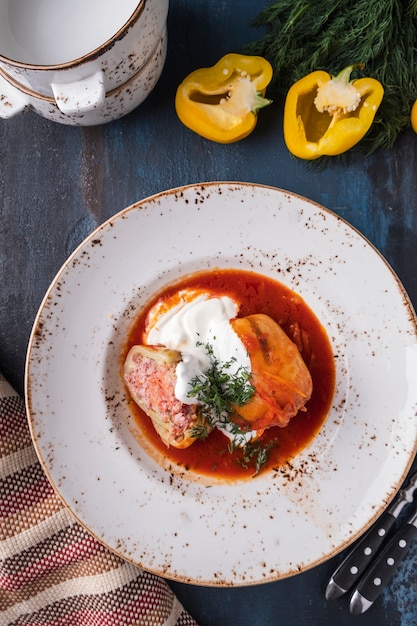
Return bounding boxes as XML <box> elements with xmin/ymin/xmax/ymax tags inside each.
<box><xmin>123</xmin><ymin>345</ymin><xmax>211</xmax><ymax>448</ymax></box>
<box><xmin>230</xmin><ymin>314</ymin><xmax>313</xmax><ymax>431</ymax></box>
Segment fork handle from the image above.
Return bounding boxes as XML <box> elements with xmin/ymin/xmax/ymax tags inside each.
<box><xmin>326</xmin><ymin>510</ymin><xmax>397</xmax><ymax>599</ymax></box>
<box><xmin>350</xmin><ymin>520</ymin><xmax>417</xmax><ymax>614</ymax></box>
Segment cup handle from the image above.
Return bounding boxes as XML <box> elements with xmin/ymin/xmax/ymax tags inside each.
<box><xmin>51</xmin><ymin>70</ymin><xmax>105</xmax><ymax>115</ymax></box>
<box><xmin>0</xmin><ymin>73</ymin><xmax>30</xmax><ymax>118</ymax></box>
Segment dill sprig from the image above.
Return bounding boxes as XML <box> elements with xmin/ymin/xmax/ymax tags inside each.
<box><xmin>232</xmin><ymin>439</ymin><xmax>277</xmax><ymax>476</ymax></box>
<box><xmin>187</xmin><ymin>342</ymin><xmax>255</xmax><ymax>419</ymax></box>
<box><xmin>189</xmin><ymin>422</ymin><xmax>211</xmax><ymax>441</ymax></box>
<box><xmin>242</xmin><ymin>0</ymin><xmax>417</xmax><ymax>155</ymax></box>
<box><xmin>187</xmin><ymin>342</ymin><xmax>276</xmax><ymax>475</ymax></box>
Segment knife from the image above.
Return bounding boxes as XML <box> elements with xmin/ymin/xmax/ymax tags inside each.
<box><xmin>325</xmin><ymin>470</ymin><xmax>417</xmax><ymax>601</ymax></box>
<box><xmin>349</xmin><ymin>502</ymin><xmax>417</xmax><ymax>615</ymax></box>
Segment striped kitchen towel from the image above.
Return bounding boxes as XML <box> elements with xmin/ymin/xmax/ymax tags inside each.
<box><xmin>0</xmin><ymin>373</ymin><xmax>198</xmax><ymax>626</ymax></box>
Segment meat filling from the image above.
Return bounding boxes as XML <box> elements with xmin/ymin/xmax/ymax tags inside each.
<box><xmin>123</xmin><ymin>345</ymin><xmax>210</xmax><ymax>448</ymax></box>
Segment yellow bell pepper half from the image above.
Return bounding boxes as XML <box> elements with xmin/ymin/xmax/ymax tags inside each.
<box><xmin>411</xmin><ymin>99</ymin><xmax>417</xmax><ymax>133</ymax></box>
<box><xmin>175</xmin><ymin>53</ymin><xmax>273</xmax><ymax>144</ymax></box>
<box><xmin>283</xmin><ymin>66</ymin><xmax>384</xmax><ymax>159</ymax></box>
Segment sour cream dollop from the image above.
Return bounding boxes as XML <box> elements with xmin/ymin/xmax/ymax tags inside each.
<box><xmin>146</xmin><ymin>290</ymin><xmax>251</xmax><ymax>405</ymax></box>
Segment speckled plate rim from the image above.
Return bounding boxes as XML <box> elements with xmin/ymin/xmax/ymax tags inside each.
<box><xmin>25</xmin><ymin>182</ymin><xmax>417</xmax><ymax>586</ymax></box>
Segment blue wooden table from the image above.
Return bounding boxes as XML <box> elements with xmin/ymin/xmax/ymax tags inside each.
<box><xmin>1</xmin><ymin>1</ymin><xmax>417</xmax><ymax>624</ymax></box>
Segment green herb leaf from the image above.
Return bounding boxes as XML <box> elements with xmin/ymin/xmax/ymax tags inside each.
<box><xmin>236</xmin><ymin>439</ymin><xmax>277</xmax><ymax>476</ymax></box>
<box><xmin>187</xmin><ymin>342</ymin><xmax>255</xmax><ymax>420</ymax></box>
<box><xmin>187</xmin><ymin>342</ymin><xmax>277</xmax><ymax>475</ymax></box>
<box><xmin>189</xmin><ymin>421</ymin><xmax>211</xmax><ymax>441</ymax></box>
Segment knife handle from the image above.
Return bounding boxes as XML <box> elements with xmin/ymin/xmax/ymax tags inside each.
<box><xmin>330</xmin><ymin>511</ymin><xmax>397</xmax><ymax>594</ymax></box>
<box><xmin>351</xmin><ymin>521</ymin><xmax>417</xmax><ymax>611</ymax></box>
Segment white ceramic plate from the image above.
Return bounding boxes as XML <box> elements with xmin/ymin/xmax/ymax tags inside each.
<box><xmin>25</xmin><ymin>182</ymin><xmax>417</xmax><ymax>586</ymax></box>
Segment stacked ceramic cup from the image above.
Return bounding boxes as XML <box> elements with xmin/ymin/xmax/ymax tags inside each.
<box><xmin>0</xmin><ymin>0</ymin><xmax>169</xmax><ymax>125</ymax></box>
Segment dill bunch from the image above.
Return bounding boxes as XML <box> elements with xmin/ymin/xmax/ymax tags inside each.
<box><xmin>242</xmin><ymin>0</ymin><xmax>417</xmax><ymax>154</ymax></box>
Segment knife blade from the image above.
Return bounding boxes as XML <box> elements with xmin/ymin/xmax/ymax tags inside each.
<box><xmin>325</xmin><ymin>470</ymin><xmax>417</xmax><ymax>601</ymax></box>
<box><xmin>349</xmin><ymin>502</ymin><xmax>417</xmax><ymax>615</ymax></box>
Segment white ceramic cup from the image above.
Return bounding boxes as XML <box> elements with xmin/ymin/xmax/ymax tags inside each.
<box><xmin>0</xmin><ymin>0</ymin><xmax>168</xmax><ymax>123</ymax></box>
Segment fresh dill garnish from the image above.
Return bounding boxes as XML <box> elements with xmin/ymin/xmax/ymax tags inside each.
<box><xmin>187</xmin><ymin>342</ymin><xmax>276</xmax><ymax>475</ymax></box>
<box><xmin>242</xmin><ymin>0</ymin><xmax>417</xmax><ymax>155</ymax></box>
<box><xmin>235</xmin><ymin>440</ymin><xmax>277</xmax><ymax>476</ymax></box>
<box><xmin>187</xmin><ymin>341</ymin><xmax>255</xmax><ymax>420</ymax></box>
<box><xmin>189</xmin><ymin>421</ymin><xmax>211</xmax><ymax>441</ymax></box>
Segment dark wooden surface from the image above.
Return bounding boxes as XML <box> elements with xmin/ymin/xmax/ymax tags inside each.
<box><xmin>1</xmin><ymin>1</ymin><xmax>417</xmax><ymax>624</ymax></box>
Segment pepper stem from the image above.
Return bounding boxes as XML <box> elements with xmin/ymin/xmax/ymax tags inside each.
<box><xmin>332</xmin><ymin>63</ymin><xmax>365</xmax><ymax>85</ymax></box>
<box><xmin>252</xmin><ymin>92</ymin><xmax>273</xmax><ymax>115</ymax></box>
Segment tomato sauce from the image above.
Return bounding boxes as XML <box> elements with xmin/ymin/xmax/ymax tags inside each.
<box><xmin>125</xmin><ymin>268</ymin><xmax>335</xmax><ymax>479</ymax></box>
